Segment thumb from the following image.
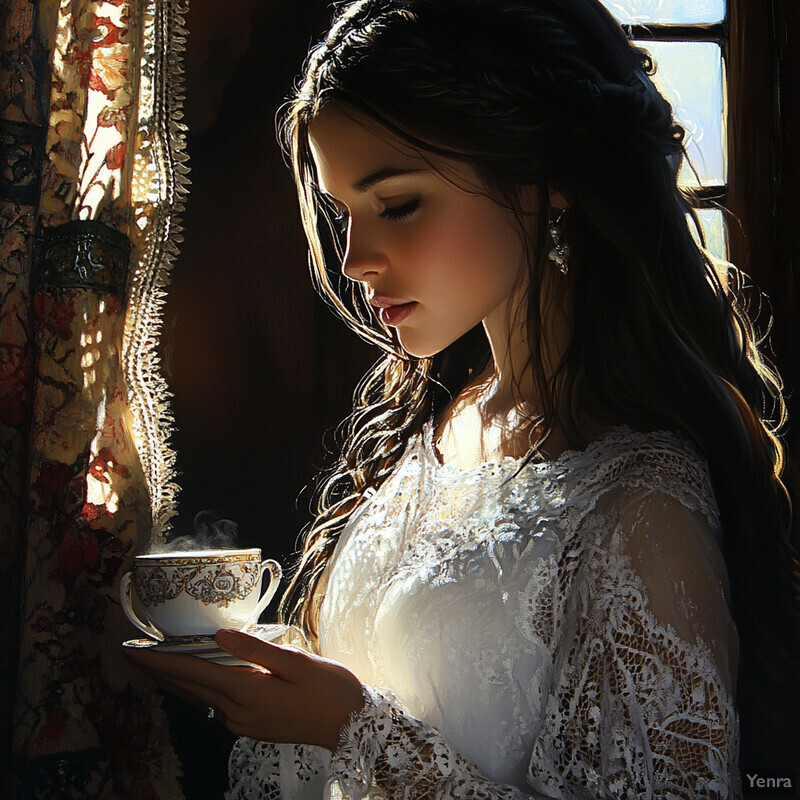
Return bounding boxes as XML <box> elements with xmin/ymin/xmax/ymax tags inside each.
<box><xmin>215</xmin><ymin>628</ymin><xmax>309</xmax><ymax>680</ymax></box>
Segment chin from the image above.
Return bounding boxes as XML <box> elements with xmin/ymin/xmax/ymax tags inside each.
<box><xmin>397</xmin><ymin>333</ymin><xmax>456</xmax><ymax>360</ymax></box>
<box><xmin>402</xmin><ymin>348</ymin><xmax>439</xmax><ymax>359</ymax></box>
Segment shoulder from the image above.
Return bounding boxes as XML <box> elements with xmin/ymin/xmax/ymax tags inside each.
<box><xmin>560</xmin><ymin>426</ymin><xmax>720</xmax><ymax>532</ymax></box>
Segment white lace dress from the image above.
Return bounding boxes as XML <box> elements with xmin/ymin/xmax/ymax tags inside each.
<box><xmin>227</xmin><ymin>425</ymin><xmax>742</xmax><ymax>799</ymax></box>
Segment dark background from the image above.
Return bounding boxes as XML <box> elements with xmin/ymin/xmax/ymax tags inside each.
<box><xmin>159</xmin><ymin>2</ymin><xmax>375</xmax><ymax>795</ymax></box>
<box><xmin>163</xmin><ymin>0</ymin><xmax>374</xmax><ymax>555</ymax></box>
<box><xmin>161</xmin><ymin>1</ymin><xmax>800</xmax><ymax>797</ymax></box>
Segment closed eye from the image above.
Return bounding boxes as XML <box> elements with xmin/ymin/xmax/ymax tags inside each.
<box><xmin>380</xmin><ymin>197</ymin><xmax>422</xmax><ymax>222</ymax></box>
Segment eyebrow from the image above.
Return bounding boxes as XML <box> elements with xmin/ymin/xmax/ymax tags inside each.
<box><xmin>353</xmin><ymin>167</ymin><xmax>425</xmax><ymax>192</ymax></box>
<box><xmin>318</xmin><ymin>167</ymin><xmax>427</xmax><ymax>207</ymax></box>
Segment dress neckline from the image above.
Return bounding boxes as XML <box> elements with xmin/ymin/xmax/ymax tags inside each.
<box><xmin>419</xmin><ymin>419</ymin><xmax>677</xmax><ymax>477</ymax></box>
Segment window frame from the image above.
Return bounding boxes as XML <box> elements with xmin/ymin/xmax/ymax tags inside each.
<box><xmin>621</xmin><ymin>3</ymin><xmax>799</xmax><ymax>471</ymax></box>
<box><xmin>623</xmin><ymin>16</ymin><xmax>729</xmax><ymax>210</ymax></box>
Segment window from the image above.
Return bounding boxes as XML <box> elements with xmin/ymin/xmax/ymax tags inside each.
<box><xmin>601</xmin><ymin>0</ymin><xmax>729</xmax><ymax>260</ymax></box>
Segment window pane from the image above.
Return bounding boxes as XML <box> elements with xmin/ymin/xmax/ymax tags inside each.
<box><xmin>635</xmin><ymin>40</ymin><xmax>726</xmax><ymax>187</ymax></box>
<box><xmin>692</xmin><ymin>208</ymin><xmax>728</xmax><ymax>261</ymax></box>
<box><xmin>601</xmin><ymin>0</ymin><xmax>725</xmax><ymax>25</ymax></box>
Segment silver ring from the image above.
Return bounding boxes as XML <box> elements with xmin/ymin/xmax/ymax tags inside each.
<box><xmin>207</xmin><ymin>706</ymin><xmax>215</xmax><ymax>720</ymax></box>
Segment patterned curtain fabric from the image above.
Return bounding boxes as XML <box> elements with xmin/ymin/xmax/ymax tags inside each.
<box><xmin>1</xmin><ymin>0</ymin><xmax>188</xmax><ymax>796</ymax></box>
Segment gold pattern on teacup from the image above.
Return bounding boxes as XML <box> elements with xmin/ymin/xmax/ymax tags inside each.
<box><xmin>135</xmin><ymin>561</ymin><xmax>261</xmax><ymax>608</ymax></box>
<box><xmin>138</xmin><ymin>567</ymin><xmax>182</xmax><ymax>606</ymax></box>
<box><xmin>135</xmin><ymin>552</ymin><xmax>260</xmax><ymax>566</ymax></box>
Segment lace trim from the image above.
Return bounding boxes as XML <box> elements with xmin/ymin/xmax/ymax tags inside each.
<box><xmin>418</xmin><ymin>423</ymin><xmax>718</xmax><ymax>526</ymax></box>
<box><xmin>227</xmin><ymin>739</ymin><xmax>331</xmax><ymax>800</ymax></box>
<box><xmin>385</xmin><ymin>428</ymin><xmax>719</xmax><ymax>587</ymax></box>
<box><xmin>421</xmin><ymin>421</ymin><xmax>685</xmax><ymax>473</ymax></box>
<box><xmin>328</xmin><ymin>686</ymin><xmax>529</xmax><ymax>800</ymax></box>
<box><xmin>123</xmin><ymin>0</ymin><xmax>190</xmax><ymax>541</ymax></box>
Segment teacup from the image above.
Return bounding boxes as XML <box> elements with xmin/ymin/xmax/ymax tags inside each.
<box><xmin>120</xmin><ymin>549</ymin><xmax>282</xmax><ymax>641</ymax></box>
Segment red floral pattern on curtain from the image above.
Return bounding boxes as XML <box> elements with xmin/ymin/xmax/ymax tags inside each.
<box><xmin>2</xmin><ymin>0</ymin><xmax>188</xmax><ymax>796</ymax></box>
<box><xmin>15</xmin><ymin>278</ymin><xmax>181</xmax><ymax>799</ymax></box>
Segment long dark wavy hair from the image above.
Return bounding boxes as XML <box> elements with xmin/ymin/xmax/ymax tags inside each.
<box><xmin>276</xmin><ymin>0</ymin><xmax>800</xmax><ymax>772</ymax></box>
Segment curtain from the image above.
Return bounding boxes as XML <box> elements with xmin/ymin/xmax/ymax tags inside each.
<box><xmin>1</xmin><ymin>0</ymin><xmax>189</xmax><ymax>796</ymax></box>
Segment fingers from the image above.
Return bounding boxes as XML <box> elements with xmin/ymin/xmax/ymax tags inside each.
<box><xmin>124</xmin><ymin>638</ymin><xmax>365</xmax><ymax>747</ymax></box>
<box><xmin>214</xmin><ymin>629</ymin><xmax>311</xmax><ymax>681</ymax></box>
<box><xmin>154</xmin><ymin>673</ymin><xmax>230</xmax><ymax>716</ymax></box>
<box><xmin>126</xmin><ymin>654</ymin><xmax>261</xmax><ymax>731</ymax></box>
<box><xmin>124</xmin><ymin>652</ymin><xmax>239</xmax><ymax>730</ymax></box>
<box><xmin>152</xmin><ymin>677</ymin><xmax>235</xmax><ymax>717</ymax></box>
<box><xmin>124</xmin><ymin>649</ymin><xmax>227</xmax><ymax>682</ymax></box>
<box><xmin>123</xmin><ymin>649</ymin><xmax>259</xmax><ymax>707</ymax></box>
<box><xmin>154</xmin><ymin>675</ymin><xmax>255</xmax><ymax>737</ymax></box>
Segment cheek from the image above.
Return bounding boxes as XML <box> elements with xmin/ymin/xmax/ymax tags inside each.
<box><xmin>446</xmin><ymin>206</ymin><xmax>525</xmax><ymax>299</ymax></box>
<box><xmin>415</xmin><ymin>200</ymin><xmax>510</xmax><ymax>286</ymax></box>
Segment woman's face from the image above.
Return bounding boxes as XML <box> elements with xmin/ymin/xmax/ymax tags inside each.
<box><xmin>307</xmin><ymin>104</ymin><xmax>535</xmax><ymax>358</ymax></box>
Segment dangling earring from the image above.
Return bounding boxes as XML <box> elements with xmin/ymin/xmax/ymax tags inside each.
<box><xmin>548</xmin><ymin>210</ymin><xmax>569</xmax><ymax>275</ymax></box>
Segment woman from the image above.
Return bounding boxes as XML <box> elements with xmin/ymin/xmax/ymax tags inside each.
<box><xmin>126</xmin><ymin>1</ymin><xmax>800</xmax><ymax>797</ymax></box>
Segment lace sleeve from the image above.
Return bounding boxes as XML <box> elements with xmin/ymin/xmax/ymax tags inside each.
<box><xmin>529</xmin><ymin>485</ymin><xmax>742</xmax><ymax>800</ymax></box>
<box><xmin>326</xmin><ymin>683</ymin><xmax>534</xmax><ymax>799</ymax></box>
<box><xmin>327</xmin><ymin>487</ymin><xmax>741</xmax><ymax>800</ymax></box>
<box><xmin>227</xmin><ymin>740</ymin><xmax>332</xmax><ymax>800</ymax></box>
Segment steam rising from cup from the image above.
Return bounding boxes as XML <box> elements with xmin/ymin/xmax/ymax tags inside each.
<box><xmin>150</xmin><ymin>510</ymin><xmax>240</xmax><ymax>554</ymax></box>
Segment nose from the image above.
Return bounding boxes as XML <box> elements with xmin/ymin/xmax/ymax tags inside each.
<box><xmin>341</xmin><ymin>223</ymin><xmax>388</xmax><ymax>283</ymax></box>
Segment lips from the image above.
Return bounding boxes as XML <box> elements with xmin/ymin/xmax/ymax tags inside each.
<box><xmin>369</xmin><ymin>295</ymin><xmax>418</xmax><ymax>327</ymax></box>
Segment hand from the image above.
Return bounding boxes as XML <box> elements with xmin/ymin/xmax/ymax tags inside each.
<box><xmin>123</xmin><ymin>629</ymin><xmax>365</xmax><ymax>752</ymax></box>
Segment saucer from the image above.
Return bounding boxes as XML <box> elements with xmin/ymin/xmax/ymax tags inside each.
<box><xmin>123</xmin><ymin>623</ymin><xmax>290</xmax><ymax>666</ymax></box>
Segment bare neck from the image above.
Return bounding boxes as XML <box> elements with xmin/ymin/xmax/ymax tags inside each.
<box><xmin>433</xmin><ymin>271</ymin><xmax>574</xmax><ymax>468</ymax></box>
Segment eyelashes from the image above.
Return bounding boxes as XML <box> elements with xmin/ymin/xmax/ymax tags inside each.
<box><xmin>379</xmin><ymin>197</ymin><xmax>422</xmax><ymax>222</ymax></box>
<box><xmin>330</xmin><ymin>197</ymin><xmax>422</xmax><ymax>235</ymax></box>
